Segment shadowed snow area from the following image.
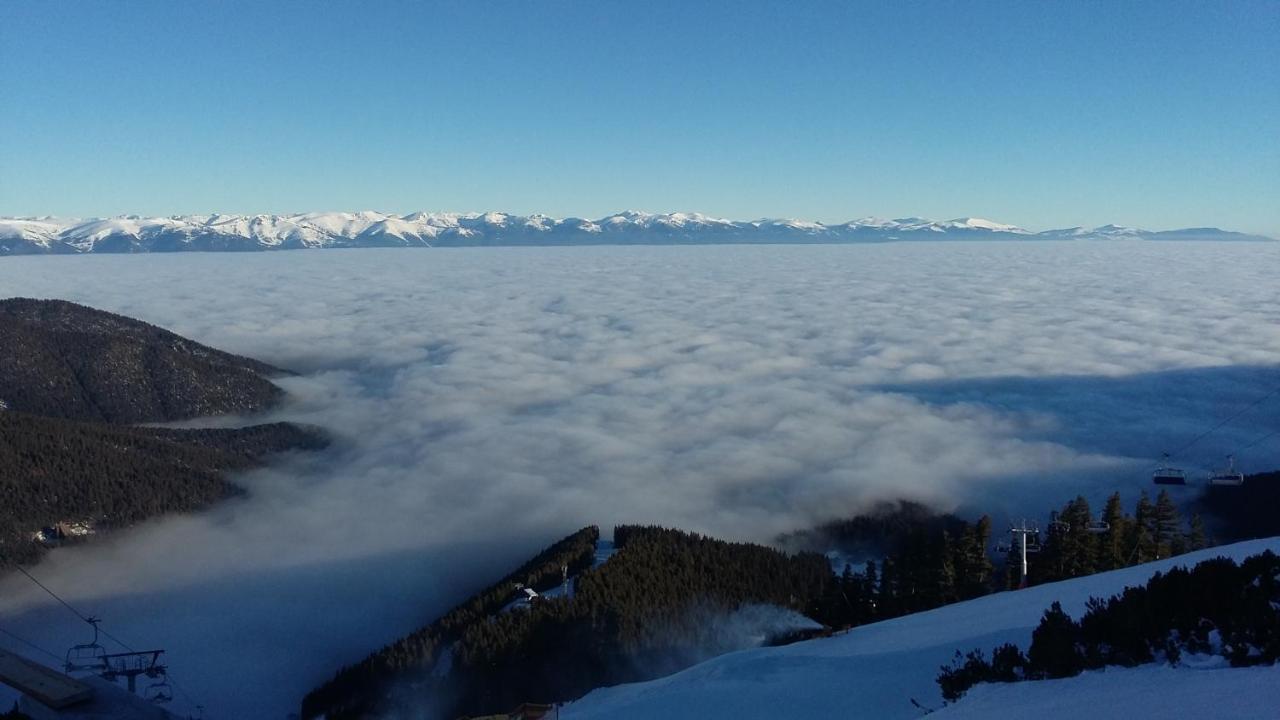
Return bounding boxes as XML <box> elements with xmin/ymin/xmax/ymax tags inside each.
<box><xmin>563</xmin><ymin>538</ymin><xmax>1280</xmax><ymax>720</ymax></box>
<box><xmin>0</xmin><ymin>242</ymin><xmax>1278</xmax><ymax>718</ymax></box>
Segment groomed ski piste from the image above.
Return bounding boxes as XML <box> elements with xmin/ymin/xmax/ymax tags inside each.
<box><xmin>562</xmin><ymin>537</ymin><xmax>1280</xmax><ymax>720</ymax></box>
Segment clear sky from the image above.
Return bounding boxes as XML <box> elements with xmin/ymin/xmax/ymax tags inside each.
<box><xmin>1</xmin><ymin>0</ymin><xmax>1277</xmax><ymax>234</ymax></box>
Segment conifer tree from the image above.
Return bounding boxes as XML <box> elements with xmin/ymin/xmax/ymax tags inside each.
<box><xmin>937</xmin><ymin>530</ymin><xmax>958</xmax><ymax>605</ymax></box>
<box><xmin>1131</xmin><ymin>491</ymin><xmax>1158</xmax><ymax>563</ymax></box>
<box><xmin>957</xmin><ymin>516</ymin><xmax>994</xmax><ymax>599</ymax></box>
<box><xmin>1153</xmin><ymin>490</ymin><xmax>1183</xmax><ymax>559</ymax></box>
<box><xmin>1187</xmin><ymin>514</ymin><xmax>1209</xmax><ymax>551</ymax></box>
<box><xmin>1097</xmin><ymin>492</ymin><xmax>1129</xmax><ymax>571</ymax></box>
<box><xmin>1027</xmin><ymin>601</ymin><xmax>1083</xmax><ymax>679</ymax></box>
<box><xmin>1059</xmin><ymin>496</ymin><xmax>1098</xmax><ymax>578</ymax></box>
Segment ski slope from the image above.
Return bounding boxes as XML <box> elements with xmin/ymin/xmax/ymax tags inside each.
<box><xmin>563</xmin><ymin>537</ymin><xmax>1280</xmax><ymax>720</ymax></box>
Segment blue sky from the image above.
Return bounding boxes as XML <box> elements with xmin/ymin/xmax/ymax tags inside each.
<box><xmin>1</xmin><ymin>0</ymin><xmax>1277</xmax><ymax>233</ymax></box>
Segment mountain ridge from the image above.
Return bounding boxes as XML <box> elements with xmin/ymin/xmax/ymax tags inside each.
<box><xmin>0</xmin><ymin>212</ymin><xmax>1272</xmax><ymax>254</ymax></box>
<box><xmin>0</xmin><ymin>298</ymin><xmax>287</xmax><ymax>423</ymax></box>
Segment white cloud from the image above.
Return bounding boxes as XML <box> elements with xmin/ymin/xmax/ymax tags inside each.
<box><xmin>0</xmin><ymin>242</ymin><xmax>1277</xmax><ymax>718</ymax></box>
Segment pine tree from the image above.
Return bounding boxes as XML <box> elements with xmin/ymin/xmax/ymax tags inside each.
<box><xmin>1153</xmin><ymin>490</ymin><xmax>1183</xmax><ymax>559</ymax></box>
<box><xmin>937</xmin><ymin>530</ymin><xmax>958</xmax><ymax>605</ymax></box>
<box><xmin>1131</xmin><ymin>491</ymin><xmax>1158</xmax><ymax>563</ymax></box>
<box><xmin>1097</xmin><ymin>492</ymin><xmax>1129</xmax><ymax>571</ymax></box>
<box><xmin>957</xmin><ymin>516</ymin><xmax>994</xmax><ymax>599</ymax></box>
<box><xmin>878</xmin><ymin>557</ymin><xmax>898</xmax><ymax>617</ymax></box>
<box><xmin>1060</xmin><ymin>496</ymin><xmax>1098</xmax><ymax>578</ymax></box>
<box><xmin>1187</xmin><ymin>514</ymin><xmax>1209</xmax><ymax>551</ymax></box>
<box><xmin>1027</xmin><ymin>601</ymin><xmax>1083</xmax><ymax>679</ymax></box>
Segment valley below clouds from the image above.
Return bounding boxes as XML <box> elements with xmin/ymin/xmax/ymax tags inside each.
<box><xmin>1</xmin><ymin>241</ymin><xmax>1278</xmax><ymax>718</ymax></box>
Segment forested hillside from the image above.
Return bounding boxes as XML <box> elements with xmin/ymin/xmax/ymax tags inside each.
<box><xmin>0</xmin><ymin>297</ymin><xmax>326</xmax><ymax>568</ymax></box>
<box><xmin>779</xmin><ymin>499</ymin><xmax>969</xmax><ymax>560</ymax></box>
<box><xmin>0</xmin><ymin>298</ymin><xmax>285</xmax><ymax>423</ymax></box>
<box><xmin>302</xmin><ymin>526</ymin><xmax>832</xmax><ymax>720</ymax></box>
<box><xmin>303</xmin><ymin>489</ymin><xmax>1239</xmax><ymax>720</ymax></box>
<box><xmin>0</xmin><ymin>411</ymin><xmax>326</xmax><ymax>567</ymax></box>
<box><xmin>302</xmin><ymin>527</ymin><xmax>601</xmax><ymax>720</ymax></box>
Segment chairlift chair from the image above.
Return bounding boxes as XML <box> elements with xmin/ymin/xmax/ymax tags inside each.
<box><xmin>1153</xmin><ymin>453</ymin><xmax>1187</xmax><ymax>485</ymax></box>
<box><xmin>145</xmin><ymin>677</ymin><xmax>174</xmax><ymax>704</ymax></box>
<box><xmin>1085</xmin><ymin>520</ymin><xmax>1110</xmax><ymax>534</ymax></box>
<box><xmin>1047</xmin><ymin>511</ymin><xmax>1070</xmax><ymax>533</ymax></box>
<box><xmin>1209</xmin><ymin>455</ymin><xmax>1245</xmax><ymax>487</ymax></box>
<box><xmin>64</xmin><ymin>617</ymin><xmax>107</xmax><ymax>674</ymax></box>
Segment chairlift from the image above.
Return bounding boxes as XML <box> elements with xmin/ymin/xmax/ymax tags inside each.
<box><xmin>64</xmin><ymin>617</ymin><xmax>107</xmax><ymax>674</ymax></box>
<box><xmin>1153</xmin><ymin>453</ymin><xmax>1187</xmax><ymax>485</ymax></box>
<box><xmin>1047</xmin><ymin>511</ymin><xmax>1070</xmax><ymax>533</ymax></box>
<box><xmin>145</xmin><ymin>677</ymin><xmax>174</xmax><ymax>704</ymax></box>
<box><xmin>1024</xmin><ymin>532</ymin><xmax>1043</xmax><ymax>554</ymax></box>
<box><xmin>1209</xmin><ymin>455</ymin><xmax>1245</xmax><ymax>487</ymax></box>
<box><xmin>1085</xmin><ymin>520</ymin><xmax>1110</xmax><ymax>534</ymax></box>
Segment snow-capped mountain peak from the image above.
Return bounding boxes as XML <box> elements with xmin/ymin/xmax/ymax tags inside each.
<box><xmin>0</xmin><ymin>211</ymin><xmax>1271</xmax><ymax>254</ymax></box>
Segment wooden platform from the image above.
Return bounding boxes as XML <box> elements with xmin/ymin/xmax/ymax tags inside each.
<box><xmin>0</xmin><ymin>648</ymin><xmax>94</xmax><ymax>709</ymax></box>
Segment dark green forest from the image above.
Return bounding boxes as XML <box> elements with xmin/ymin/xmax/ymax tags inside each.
<box><xmin>303</xmin><ymin>526</ymin><xmax>832</xmax><ymax>719</ymax></box>
<box><xmin>301</xmin><ymin>526</ymin><xmax>601</xmax><ymax>720</ymax></box>
<box><xmin>0</xmin><ymin>411</ymin><xmax>326</xmax><ymax>567</ymax></box>
<box><xmin>1019</xmin><ymin>490</ymin><xmax>1210</xmax><ymax>587</ymax></box>
<box><xmin>0</xmin><ymin>297</ymin><xmax>326</xmax><ymax>568</ymax></box>
<box><xmin>302</xmin><ymin>490</ymin><xmax>1237</xmax><ymax>720</ymax></box>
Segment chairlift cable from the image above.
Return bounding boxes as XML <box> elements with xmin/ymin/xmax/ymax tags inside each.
<box><xmin>1235</xmin><ymin>427</ymin><xmax>1280</xmax><ymax>454</ymax></box>
<box><xmin>13</xmin><ymin>565</ymin><xmax>95</xmax><ymax>626</ymax></box>
<box><xmin>1166</xmin><ymin>384</ymin><xmax>1280</xmax><ymax>461</ymax></box>
<box><xmin>15</xmin><ymin>564</ymin><xmax>209</xmax><ymax>715</ymax></box>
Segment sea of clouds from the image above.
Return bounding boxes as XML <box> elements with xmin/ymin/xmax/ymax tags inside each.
<box><xmin>1</xmin><ymin>242</ymin><xmax>1278</xmax><ymax>718</ymax></box>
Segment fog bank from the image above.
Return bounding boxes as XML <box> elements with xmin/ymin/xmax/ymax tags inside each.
<box><xmin>1</xmin><ymin>242</ymin><xmax>1277</xmax><ymax>718</ymax></box>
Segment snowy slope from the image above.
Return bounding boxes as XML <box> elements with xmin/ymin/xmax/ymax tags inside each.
<box><xmin>930</xmin><ymin>663</ymin><xmax>1280</xmax><ymax>720</ymax></box>
<box><xmin>562</xmin><ymin>537</ymin><xmax>1280</xmax><ymax>720</ymax></box>
<box><xmin>0</xmin><ymin>212</ymin><xmax>1271</xmax><ymax>254</ymax></box>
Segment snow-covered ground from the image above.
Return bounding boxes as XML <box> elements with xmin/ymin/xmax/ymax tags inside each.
<box><xmin>931</xmin><ymin>663</ymin><xmax>1280</xmax><ymax>720</ymax></box>
<box><xmin>563</xmin><ymin>537</ymin><xmax>1280</xmax><ymax>720</ymax></box>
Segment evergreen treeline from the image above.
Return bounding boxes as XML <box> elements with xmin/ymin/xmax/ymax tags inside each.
<box><xmin>301</xmin><ymin>526</ymin><xmax>601</xmax><ymax>720</ymax></box>
<box><xmin>302</xmin><ymin>490</ymin><xmax>1259</xmax><ymax>719</ymax></box>
<box><xmin>938</xmin><ymin>550</ymin><xmax>1280</xmax><ymax>701</ymax></box>
<box><xmin>1020</xmin><ymin>490</ymin><xmax>1209</xmax><ymax>588</ymax></box>
<box><xmin>302</xmin><ymin>526</ymin><xmax>832</xmax><ymax>720</ymax></box>
<box><xmin>0</xmin><ymin>298</ymin><xmax>286</xmax><ymax>423</ymax></box>
<box><xmin>0</xmin><ymin>411</ymin><xmax>326</xmax><ymax>567</ymax></box>
<box><xmin>808</xmin><ymin>512</ymin><xmax>995</xmax><ymax>628</ymax></box>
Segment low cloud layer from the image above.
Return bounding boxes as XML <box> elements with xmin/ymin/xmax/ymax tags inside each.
<box><xmin>1</xmin><ymin>242</ymin><xmax>1278</xmax><ymax>717</ymax></box>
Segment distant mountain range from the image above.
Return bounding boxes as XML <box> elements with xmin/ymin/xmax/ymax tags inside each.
<box><xmin>0</xmin><ymin>211</ymin><xmax>1272</xmax><ymax>254</ymax></box>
